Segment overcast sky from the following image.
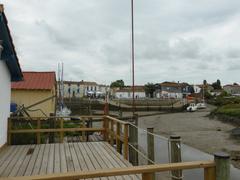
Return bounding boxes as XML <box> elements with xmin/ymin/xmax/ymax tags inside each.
<box><xmin>2</xmin><ymin>0</ymin><xmax>240</xmax><ymax>85</ymax></box>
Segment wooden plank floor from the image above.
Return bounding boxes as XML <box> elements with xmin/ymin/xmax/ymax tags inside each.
<box><xmin>0</xmin><ymin>142</ymin><xmax>140</xmax><ymax>180</ymax></box>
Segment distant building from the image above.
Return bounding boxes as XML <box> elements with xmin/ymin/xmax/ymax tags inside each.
<box><xmin>197</xmin><ymin>84</ymin><xmax>214</xmax><ymax>93</ymax></box>
<box><xmin>61</xmin><ymin>80</ymin><xmax>107</xmax><ymax>98</ymax></box>
<box><xmin>154</xmin><ymin>82</ymin><xmax>193</xmax><ymax>99</ymax></box>
<box><xmin>0</xmin><ymin>4</ymin><xmax>23</xmax><ymax>147</ymax></box>
<box><xmin>193</xmin><ymin>85</ymin><xmax>202</xmax><ymax>94</ymax></box>
<box><xmin>11</xmin><ymin>72</ymin><xmax>56</xmax><ymax>117</ymax></box>
<box><xmin>115</xmin><ymin>86</ymin><xmax>146</xmax><ymax>99</ymax></box>
<box><xmin>210</xmin><ymin>89</ymin><xmax>223</xmax><ymax>96</ymax></box>
<box><xmin>223</xmin><ymin>84</ymin><xmax>240</xmax><ymax>96</ymax></box>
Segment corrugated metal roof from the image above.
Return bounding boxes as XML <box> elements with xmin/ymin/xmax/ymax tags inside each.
<box><xmin>11</xmin><ymin>72</ymin><xmax>56</xmax><ymax>90</ymax></box>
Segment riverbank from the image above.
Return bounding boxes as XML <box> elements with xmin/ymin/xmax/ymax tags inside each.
<box><xmin>138</xmin><ymin>108</ymin><xmax>240</xmax><ymax>168</ymax></box>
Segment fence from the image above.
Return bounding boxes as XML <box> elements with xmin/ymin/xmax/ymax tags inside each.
<box><xmin>6</xmin><ymin>115</ymin><xmax>231</xmax><ymax>180</ymax></box>
<box><xmin>7</xmin><ymin>115</ymin><xmax>129</xmax><ymax>159</ymax></box>
<box><xmin>2</xmin><ymin>160</ymin><xmax>217</xmax><ymax>180</ymax></box>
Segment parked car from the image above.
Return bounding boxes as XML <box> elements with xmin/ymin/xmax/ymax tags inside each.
<box><xmin>197</xmin><ymin>102</ymin><xmax>207</xmax><ymax>109</ymax></box>
<box><xmin>186</xmin><ymin>103</ymin><xmax>198</xmax><ymax>112</ymax></box>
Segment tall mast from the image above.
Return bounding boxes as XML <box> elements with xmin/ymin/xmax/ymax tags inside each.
<box><xmin>131</xmin><ymin>0</ymin><xmax>135</xmax><ymax>115</ymax></box>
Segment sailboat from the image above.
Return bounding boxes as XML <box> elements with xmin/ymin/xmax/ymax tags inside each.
<box><xmin>56</xmin><ymin>62</ymin><xmax>71</xmax><ymax>118</ymax></box>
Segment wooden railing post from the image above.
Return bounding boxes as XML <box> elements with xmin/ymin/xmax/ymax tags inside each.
<box><xmin>103</xmin><ymin>116</ymin><xmax>109</xmax><ymax>141</ymax></box>
<box><xmin>36</xmin><ymin>118</ymin><xmax>41</xmax><ymax>144</ymax></box>
<box><xmin>82</xmin><ymin>117</ymin><xmax>86</xmax><ymax>142</ymax></box>
<box><xmin>170</xmin><ymin>135</ymin><xmax>182</xmax><ymax>180</ymax></box>
<box><xmin>110</xmin><ymin>119</ymin><xmax>114</xmax><ymax>146</ymax></box>
<box><xmin>214</xmin><ymin>152</ymin><xmax>230</xmax><ymax>180</ymax></box>
<box><xmin>142</xmin><ymin>172</ymin><xmax>154</xmax><ymax>180</ymax></box>
<box><xmin>7</xmin><ymin>118</ymin><xmax>12</xmax><ymax>145</ymax></box>
<box><xmin>129</xmin><ymin>114</ymin><xmax>138</xmax><ymax>165</ymax></box>
<box><xmin>147</xmin><ymin>128</ymin><xmax>155</xmax><ymax>165</ymax></box>
<box><xmin>60</xmin><ymin>118</ymin><xmax>64</xmax><ymax>143</ymax></box>
<box><xmin>116</xmin><ymin>122</ymin><xmax>121</xmax><ymax>153</ymax></box>
<box><xmin>124</xmin><ymin>123</ymin><xmax>129</xmax><ymax>160</ymax></box>
<box><xmin>204</xmin><ymin>166</ymin><xmax>216</xmax><ymax>180</ymax></box>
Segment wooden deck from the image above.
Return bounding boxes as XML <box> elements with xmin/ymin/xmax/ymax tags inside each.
<box><xmin>0</xmin><ymin>142</ymin><xmax>140</xmax><ymax>180</ymax></box>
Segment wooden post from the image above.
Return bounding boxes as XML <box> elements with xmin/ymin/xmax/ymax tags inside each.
<box><xmin>110</xmin><ymin>120</ymin><xmax>114</xmax><ymax>146</ymax></box>
<box><xmin>214</xmin><ymin>152</ymin><xmax>230</xmax><ymax>180</ymax></box>
<box><xmin>60</xmin><ymin>118</ymin><xmax>64</xmax><ymax>143</ymax></box>
<box><xmin>147</xmin><ymin>128</ymin><xmax>155</xmax><ymax>165</ymax></box>
<box><xmin>204</xmin><ymin>166</ymin><xmax>216</xmax><ymax>180</ymax></box>
<box><xmin>116</xmin><ymin>122</ymin><xmax>121</xmax><ymax>153</ymax></box>
<box><xmin>170</xmin><ymin>135</ymin><xmax>182</xmax><ymax>180</ymax></box>
<box><xmin>36</xmin><ymin>118</ymin><xmax>41</xmax><ymax>144</ymax></box>
<box><xmin>49</xmin><ymin>115</ymin><xmax>54</xmax><ymax>143</ymax></box>
<box><xmin>129</xmin><ymin>114</ymin><xmax>138</xmax><ymax>165</ymax></box>
<box><xmin>82</xmin><ymin>118</ymin><xmax>86</xmax><ymax>142</ymax></box>
<box><xmin>7</xmin><ymin>118</ymin><xmax>12</xmax><ymax>145</ymax></box>
<box><xmin>142</xmin><ymin>172</ymin><xmax>154</xmax><ymax>180</ymax></box>
<box><xmin>103</xmin><ymin>116</ymin><xmax>109</xmax><ymax>141</ymax></box>
<box><xmin>124</xmin><ymin>123</ymin><xmax>129</xmax><ymax>160</ymax></box>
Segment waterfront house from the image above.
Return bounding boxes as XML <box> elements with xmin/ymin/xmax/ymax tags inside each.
<box><xmin>115</xmin><ymin>86</ymin><xmax>146</xmax><ymax>99</ymax></box>
<box><xmin>0</xmin><ymin>4</ymin><xmax>23</xmax><ymax>147</ymax></box>
<box><xmin>62</xmin><ymin>80</ymin><xmax>107</xmax><ymax>98</ymax></box>
<box><xmin>155</xmin><ymin>82</ymin><xmax>183</xmax><ymax>99</ymax></box>
<box><xmin>11</xmin><ymin>72</ymin><xmax>56</xmax><ymax>117</ymax></box>
<box><xmin>223</xmin><ymin>84</ymin><xmax>240</xmax><ymax>96</ymax></box>
<box><xmin>62</xmin><ymin>81</ymin><xmax>81</xmax><ymax>98</ymax></box>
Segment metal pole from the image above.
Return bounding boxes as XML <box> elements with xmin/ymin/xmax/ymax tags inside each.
<box><xmin>131</xmin><ymin>0</ymin><xmax>135</xmax><ymax>116</ymax></box>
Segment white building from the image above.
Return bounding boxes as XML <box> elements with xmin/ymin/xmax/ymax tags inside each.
<box><xmin>0</xmin><ymin>4</ymin><xmax>23</xmax><ymax>147</ymax></box>
<box><xmin>115</xmin><ymin>86</ymin><xmax>146</xmax><ymax>99</ymax></box>
<box><xmin>193</xmin><ymin>85</ymin><xmax>202</xmax><ymax>94</ymax></box>
<box><xmin>61</xmin><ymin>80</ymin><xmax>107</xmax><ymax>98</ymax></box>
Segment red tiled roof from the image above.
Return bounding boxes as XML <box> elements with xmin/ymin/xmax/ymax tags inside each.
<box><xmin>11</xmin><ymin>72</ymin><xmax>56</xmax><ymax>90</ymax></box>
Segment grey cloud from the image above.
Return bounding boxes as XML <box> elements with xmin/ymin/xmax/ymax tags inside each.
<box><xmin>3</xmin><ymin>0</ymin><xmax>240</xmax><ymax>85</ymax></box>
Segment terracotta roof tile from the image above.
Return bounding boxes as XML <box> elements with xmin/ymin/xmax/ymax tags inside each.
<box><xmin>11</xmin><ymin>72</ymin><xmax>56</xmax><ymax>90</ymax></box>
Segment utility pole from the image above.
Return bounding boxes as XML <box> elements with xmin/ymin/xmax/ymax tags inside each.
<box><xmin>131</xmin><ymin>0</ymin><xmax>135</xmax><ymax>115</ymax></box>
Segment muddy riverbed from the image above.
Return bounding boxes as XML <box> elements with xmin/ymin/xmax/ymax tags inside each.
<box><xmin>138</xmin><ymin>107</ymin><xmax>240</xmax><ymax>168</ymax></box>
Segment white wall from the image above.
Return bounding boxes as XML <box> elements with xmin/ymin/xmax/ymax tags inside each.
<box><xmin>115</xmin><ymin>92</ymin><xmax>146</xmax><ymax>99</ymax></box>
<box><xmin>0</xmin><ymin>60</ymin><xmax>11</xmax><ymax>147</ymax></box>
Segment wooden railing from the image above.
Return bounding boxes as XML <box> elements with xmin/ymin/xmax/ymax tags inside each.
<box><xmin>3</xmin><ymin>160</ymin><xmax>216</xmax><ymax>180</ymax></box>
<box><xmin>104</xmin><ymin>116</ymin><xmax>129</xmax><ymax>159</ymax></box>
<box><xmin>7</xmin><ymin>115</ymin><xmax>129</xmax><ymax>159</ymax></box>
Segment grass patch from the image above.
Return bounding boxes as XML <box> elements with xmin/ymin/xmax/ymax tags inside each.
<box><xmin>214</xmin><ymin>104</ymin><xmax>240</xmax><ymax>117</ymax></box>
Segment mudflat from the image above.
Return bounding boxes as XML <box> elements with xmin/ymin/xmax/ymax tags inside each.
<box><xmin>138</xmin><ymin>107</ymin><xmax>240</xmax><ymax>167</ymax></box>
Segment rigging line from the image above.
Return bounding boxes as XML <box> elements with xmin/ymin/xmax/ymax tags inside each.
<box><xmin>128</xmin><ymin>122</ymin><xmax>168</xmax><ymax>141</ymax></box>
<box><xmin>128</xmin><ymin>143</ymin><xmax>155</xmax><ymax>164</ymax></box>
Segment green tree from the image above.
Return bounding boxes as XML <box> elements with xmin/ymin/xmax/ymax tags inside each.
<box><xmin>144</xmin><ymin>83</ymin><xmax>156</xmax><ymax>98</ymax></box>
<box><xmin>212</xmin><ymin>79</ymin><xmax>222</xmax><ymax>90</ymax></box>
<box><xmin>110</xmin><ymin>80</ymin><xmax>125</xmax><ymax>88</ymax></box>
<box><xmin>203</xmin><ymin>80</ymin><xmax>207</xmax><ymax>85</ymax></box>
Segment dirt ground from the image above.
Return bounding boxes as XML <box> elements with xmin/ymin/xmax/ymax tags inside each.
<box><xmin>137</xmin><ymin>106</ymin><xmax>240</xmax><ymax>168</ymax></box>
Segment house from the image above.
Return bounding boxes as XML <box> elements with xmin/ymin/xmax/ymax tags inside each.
<box><xmin>115</xmin><ymin>86</ymin><xmax>146</xmax><ymax>99</ymax></box>
<box><xmin>62</xmin><ymin>80</ymin><xmax>107</xmax><ymax>98</ymax></box>
<box><xmin>193</xmin><ymin>85</ymin><xmax>202</xmax><ymax>94</ymax></box>
<box><xmin>223</xmin><ymin>84</ymin><xmax>240</xmax><ymax>96</ymax></box>
<box><xmin>155</xmin><ymin>82</ymin><xmax>183</xmax><ymax>99</ymax></box>
<box><xmin>210</xmin><ymin>89</ymin><xmax>223</xmax><ymax>96</ymax></box>
<box><xmin>11</xmin><ymin>72</ymin><xmax>56</xmax><ymax>117</ymax></box>
<box><xmin>0</xmin><ymin>4</ymin><xmax>23</xmax><ymax>147</ymax></box>
<box><xmin>62</xmin><ymin>81</ymin><xmax>81</xmax><ymax>98</ymax></box>
<box><xmin>197</xmin><ymin>84</ymin><xmax>214</xmax><ymax>93</ymax></box>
